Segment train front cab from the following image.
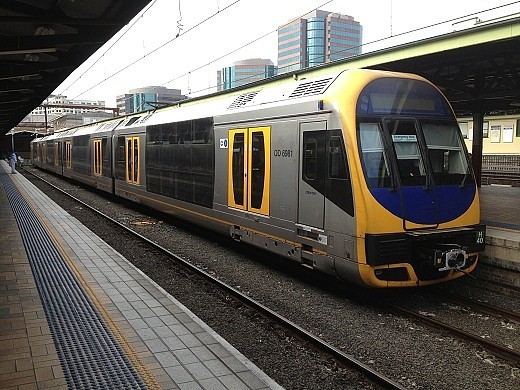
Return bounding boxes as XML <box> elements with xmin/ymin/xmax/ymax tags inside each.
<box><xmin>347</xmin><ymin>72</ymin><xmax>486</xmax><ymax>287</ymax></box>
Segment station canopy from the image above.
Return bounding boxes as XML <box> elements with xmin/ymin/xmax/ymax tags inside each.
<box><xmin>1</xmin><ymin>6</ymin><xmax>519</xmax><ymax>136</ymax></box>
<box><xmin>363</xmin><ymin>17</ymin><xmax>520</xmax><ymax>117</ymax></box>
<box><xmin>0</xmin><ymin>0</ymin><xmax>151</xmax><ymax>135</ymax></box>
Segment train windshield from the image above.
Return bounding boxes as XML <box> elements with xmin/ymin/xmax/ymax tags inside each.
<box><xmin>357</xmin><ymin>78</ymin><xmax>472</xmax><ymax>188</ymax></box>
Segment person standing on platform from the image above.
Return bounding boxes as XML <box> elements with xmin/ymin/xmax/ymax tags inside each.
<box><xmin>10</xmin><ymin>151</ymin><xmax>17</xmax><ymax>174</ymax></box>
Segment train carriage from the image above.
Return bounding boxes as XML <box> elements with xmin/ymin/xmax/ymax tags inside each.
<box><xmin>31</xmin><ymin>68</ymin><xmax>486</xmax><ymax>287</ymax></box>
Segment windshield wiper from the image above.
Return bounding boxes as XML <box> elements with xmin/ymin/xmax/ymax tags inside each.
<box><xmin>459</xmin><ymin>166</ymin><xmax>470</xmax><ymax>188</ymax></box>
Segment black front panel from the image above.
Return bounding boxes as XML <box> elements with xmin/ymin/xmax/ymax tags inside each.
<box><xmin>365</xmin><ymin>225</ymin><xmax>486</xmax><ymax>280</ymax></box>
<box><xmin>146</xmin><ymin>118</ymin><xmax>215</xmax><ymax>208</ymax></box>
<box><xmin>302</xmin><ymin>129</ymin><xmax>354</xmax><ymax>216</ymax></box>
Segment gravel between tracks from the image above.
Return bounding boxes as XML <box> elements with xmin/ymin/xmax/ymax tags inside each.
<box><xmin>25</xmin><ymin>169</ymin><xmax>520</xmax><ymax>389</ymax></box>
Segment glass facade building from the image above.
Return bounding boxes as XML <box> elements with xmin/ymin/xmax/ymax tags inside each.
<box><xmin>116</xmin><ymin>86</ymin><xmax>187</xmax><ymax>115</ymax></box>
<box><xmin>278</xmin><ymin>10</ymin><xmax>362</xmax><ymax>74</ymax></box>
<box><xmin>217</xmin><ymin>58</ymin><xmax>277</xmax><ymax>91</ymax></box>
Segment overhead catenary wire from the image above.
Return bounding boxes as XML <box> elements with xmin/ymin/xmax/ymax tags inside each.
<box><xmin>159</xmin><ymin>0</ymin><xmax>333</xmax><ymax>86</ymax></box>
<box><xmin>68</xmin><ymin>0</ymin><xmax>520</xmax><ymax>110</ymax></box>
<box><xmin>70</xmin><ymin>0</ymin><xmax>243</xmax><ymax>101</ymax></box>
<box><xmin>180</xmin><ymin>0</ymin><xmax>520</xmax><ymax>97</ymax></box>
<box><xmin>58</xmin><ymin>0</ymin><xmax>158</xmax><ymax>96</ymax></box>
<box><xmin>83</xmin><ymin>0</ymin><xmax>332</xmax><ymax>112</ymax></box>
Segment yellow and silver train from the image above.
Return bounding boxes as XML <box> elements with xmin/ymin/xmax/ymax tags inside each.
<box><xmin>32</xmin><ymin>69</ymin><xmax>486</xmax><ymax>287</ymax></box>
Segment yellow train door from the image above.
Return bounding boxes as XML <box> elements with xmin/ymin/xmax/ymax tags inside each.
<box><xmin>228</xmin><ymin>126</ymin><xmax>270</xmax><ymax>216</ymax></box>
<box><xmin>65</xmin><ymin>141</ymin><xmax>72</xmax><ymax>169</ymax></box>
<box><xmin>93</xmin><ymin>139</ymin><xmax>102</xmax><ymax>176</ymax></box>
<box><xmin>125</xmin><ymin>136</ymin><xmax>140</xmax><ymax>184</ymax></box>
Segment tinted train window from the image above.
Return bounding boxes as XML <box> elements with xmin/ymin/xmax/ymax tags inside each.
<box><xmin>72</xmin><ymin>135</ymin><xmax>91</xmax><ymax>175</ymax></box>
<box><xmin>232</xmin><ymin>133</ymin><xmax>245</xmax><ymax>206</ymax></box>
<box><xmin>102</xmin><ymin>138</ymin><xmax>111</xmax><ymax>177</ymax></box>
<box><xmin>304</xmin><ymin>139</ymin><xmax>318</xmax><ymax>180</ymax></box>
<box><xmin>250</xmin><ymin>131</ymin><xmax>265</xmax><ymax>209</ymax></box>
<box><xmin>115</xmin><ymin>136</ymin><xmax>126</xmax><ymax>180</ymax></box>
<box><xmin>387</xmin><ymin>119</ymin><xmax>426</xmax><ymax>187</ymax></box>
<box><xmin>146</xmin><ymin>117</ymin><xmax>215</xmax><ymax>208</ymax></box>
<box><xmin>329</xmin><ymin>136</ymin><xmax>347</xmax><ymax>179</ymax></box>
<box><xmin>422</xmin><ymin>121</ymin><xmax>472</xmax><ymax>185</ymax></box>
<box><xmin>359</xmin><ymin>122</ymin><xmax>392</xmax><ymax>188</ymax></box>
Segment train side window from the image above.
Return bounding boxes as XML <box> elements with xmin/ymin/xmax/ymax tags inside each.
<box><xmin>126</xmin><ymin>138</ymin><xmax>132</xmax><ymax>182</ymax></box>
<box><xmin>326</xmin><ymin>131</ymin><xmax>354</xmax><ymax>216</ymax></box>
<box><xmin>133</xmin><ymin>137</ymin><xmax>139</xmax><ymax>184</ymax></box>
<box><xmin>54</xmin><ymin>142</ymin><xmax>60</xmax><ymax>166</ymax></box>
<box><xmin>65</xmin><ymin>141</ymin><xmax>72</xmax><ymax>168</ymax></box>
<box><xmin>93</xmin><ymin>139</ymin><xmax>102</xmax><ymax>176</ymax></box>
<box><xmin>232</xmin><ymin>132</ymin><xmax>245</xmax><ymax>206</ymax></box>
<box><xmin>329</xmin><ymin>136</ymin><xmax>347</xmax><ymax>179</ymax></box>
<box><xmin>102</xmin><ymin>138</ymin><xmax>110</xmax><ymax>177</ymax></box>
<box><xmin>250</xmin><ymin>131</ymin><xmax>265</xmax><ymax>209</ymax></box>
<box><xmin>304</xmin><ymin>139</ymin><xmax>318</xmax><ymax>180</ymax></box>
<box><xmin>125</xmin><ymin>137</ymin><xmax>140</xmax><ymax>184</ymax></box>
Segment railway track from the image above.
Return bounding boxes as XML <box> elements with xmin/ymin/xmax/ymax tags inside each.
<box><xmin>23</xmin><ymin>167</ymin><xmax>405</xmax><ymax>390</ymax></box>
<box><xmin>428</xmin><ymin>289</ymin><xmax>520</xmax><ymax>324</ymax></box>
<box><xmin>383</xmin><ymin>301</ymin><xmax>520</xmax><ymax>365</ymax></box>
<box><xmin>356</xmin><ymin>284</ymin><xmax>520</xmax><ymax>365</ymax></box>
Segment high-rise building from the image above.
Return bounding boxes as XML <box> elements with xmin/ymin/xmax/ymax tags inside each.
<box><xmin>117</xmin><ymin>86</ymin><xmax>187</xmax><ymax>115</ymax></box>
<box><xmin>277</xmin><ymin>10</ymin><xmax>362</xmax><ymax>74</ymax></box>
<box><xmin>217</xmin><ymin>58</ymin><xmax>276</xmax><ymax>91</ymax></box>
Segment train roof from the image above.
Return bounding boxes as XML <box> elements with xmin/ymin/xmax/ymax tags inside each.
<box><xmin>33</xmin><ymin>68</ymin><xmax>424</xmax><ymax>139</ymax></box>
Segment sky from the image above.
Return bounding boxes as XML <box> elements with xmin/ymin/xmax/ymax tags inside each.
<box><xmin>53</xmin><ymin>0</ymin><xmax>520</xmax><ymax>108</ymax></box>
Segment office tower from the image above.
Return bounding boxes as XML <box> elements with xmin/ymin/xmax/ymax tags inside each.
<box><xmin>217</xmin><ymin>58</ymin><xmax>276</xmax><ymax>91</ymax></box>
<box><xmin>278</xmin><ymin>10</ymin><xmax>362</xmax><ymax>74</ymax></box>
<box><xmin>117</xmin><ymin>86</ymin><xmax>187</xmax><ymax>115</ymax></box>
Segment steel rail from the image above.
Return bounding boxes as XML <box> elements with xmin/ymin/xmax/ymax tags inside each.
<box><xmin>384</xmin><ymin>302</ymin><xmax>520</xmax><ymax>365</ymax></box>
<box><xmin>23</xmin><ymin>168</ymin><xmax>405</xmax><ymax>390</ymax></box>
<box><xmin>428</xmin><ymin>290</ymin><xmax>520</xmax><ymax>324</ymax></box>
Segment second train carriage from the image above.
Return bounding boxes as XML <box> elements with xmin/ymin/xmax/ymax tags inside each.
<box><xmin>31</xmin><ymin>68</ymin><xmax>486</xmax><ymax>287</ymax></box>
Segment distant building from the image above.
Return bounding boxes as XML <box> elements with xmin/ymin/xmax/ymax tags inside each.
<box><xmin>50</xmin><ymin>112</ymin><xmax>114</xmax><ymax>131</ymax></box>
<box><xmin>23</xmin><ymin>95</ymin><xmax>107</xmax><ymax>132</ymax></box>
<box><xmin>277</xmin><ymin>10</ymin><xmax>362</xmax><ymax>74</ymax></box>
<box><xmin>29</xmin><ymin>95</ymin><xmax>106</xmax><ymax>120</ymax></box>
<box><xmin>117</xmin><ymin>86</ymin><xmax>187</xmax><ymax>115</ymax></box>
<box><xmin>217</xmin><ymin>59</ymin><xmax>276</xmax><ymax>91</ymax></box>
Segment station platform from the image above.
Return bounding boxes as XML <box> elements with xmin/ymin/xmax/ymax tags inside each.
<box><xmin>477</xmin><ymin>185</ymin><xmax>520</xmax><ymax>291</ymax></box>
<box><xmin>0</xmin><ymin>161</ymin><xmax>280</xmax><ymax>389</ymax></box>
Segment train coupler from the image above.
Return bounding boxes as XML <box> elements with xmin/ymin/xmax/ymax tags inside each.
<box><xmin>430</xmin><ymin>244</ymin><xmax>467</xmax><ymax>271</ymax></box>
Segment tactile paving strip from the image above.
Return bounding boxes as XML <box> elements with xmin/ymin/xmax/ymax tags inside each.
<box><xmin>2</xmin><ymin>173</ymin><xmax>148</xmax><ymax>389</ymax></box>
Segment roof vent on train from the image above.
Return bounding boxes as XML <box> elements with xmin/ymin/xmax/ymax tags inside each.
<box><xmin>227</xmin><ymin>91</ymin><xmax>260</xmax><ymax>109</ymax></box>
<box><xmin>124</xmin><ymin>116</ymin><xmax>141</xmax><ymax>126</ymax></box>
<box><xmin>288</xmin><ymin>77</ymin><xmax>333</xmax><ymax>98</ymax></box>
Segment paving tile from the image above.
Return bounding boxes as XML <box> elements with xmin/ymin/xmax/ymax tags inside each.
<box><xmin>173</xmin><ymin>348</ymin><xmax>199</xmax><ymax>365</ymax></box>
<box><xmin>184</xmin><ymin>361</ymin><xmax>214</xmax><ymax>381</ymax></box>
<box><xmin>203</xmin><ymin>359</ymin><xmax>232</xmax><ymax>377</ymax></box>
<box><xmin>198</xmin><ymin>377</ymin><xmax>227</xmax><ymax>390</ymax></box>
<box><xmin>164</xmin><ymin>365</ymin><xmax>194</xmax><ymax>384</ymax></box>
